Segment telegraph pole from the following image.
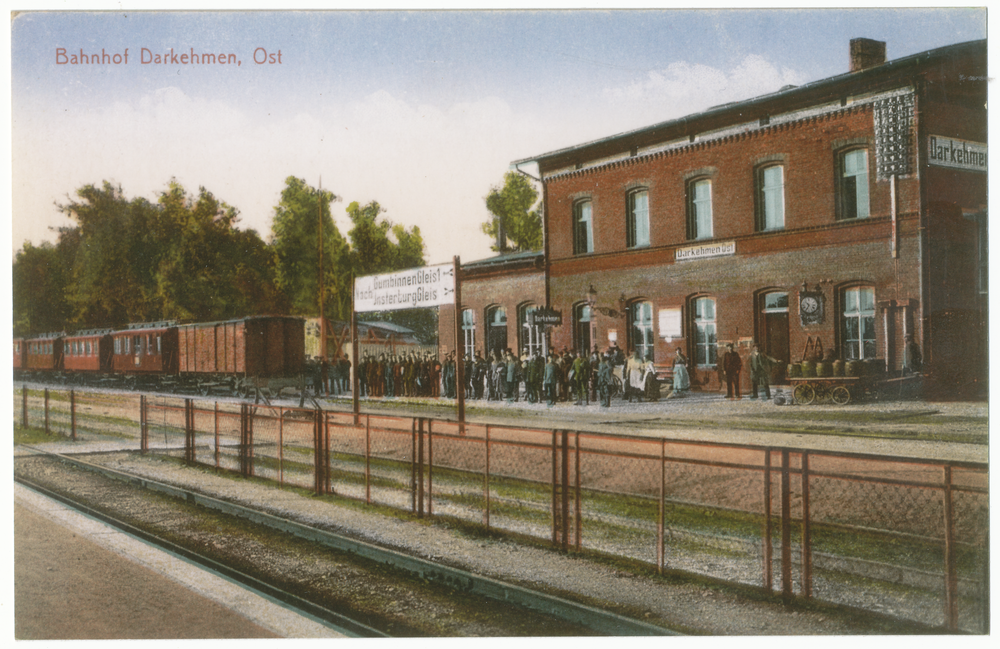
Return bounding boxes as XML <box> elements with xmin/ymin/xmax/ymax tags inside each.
<box><xmin>318</xmin><ymin>177</ymin><xmax>327</xmax><ymax>360</ymax></box>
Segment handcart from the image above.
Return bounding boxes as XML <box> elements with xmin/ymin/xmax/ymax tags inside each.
<box><xmin>788</xmin><ymin>375</ymin><xmax>879</xmax><ymax>405</ymax></box>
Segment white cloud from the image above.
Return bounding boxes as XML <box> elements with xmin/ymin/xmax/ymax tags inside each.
<box><xmin>602</xmin><ymin>54</ymin><xmax>808</xmax><ymax>127</ymax></box>
<box><xmin>14</xmin><ymin>56</ymin><xmax>808</xmax><ymax>265</ymax></box>
<box><xmin>12</xmin><ymin>86</ymin><xmax>546</xmax><ymax>265</ymax></box>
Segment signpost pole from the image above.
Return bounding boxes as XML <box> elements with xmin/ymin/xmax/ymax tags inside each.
<box><xmin>453</xmin><ymin>256</ymin><xmax>465</xmax><ymax>432</ymax></box>
<box><xmin>351</xmin><ymin>272</ymin><xmax>360</xmax><ymax>425</ymax></box>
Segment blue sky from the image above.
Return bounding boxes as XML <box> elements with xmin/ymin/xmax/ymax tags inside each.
<box><xmin>8</xmin><ymin>7</ymin><xmax>989</xmax><ymax>265</ymax></box>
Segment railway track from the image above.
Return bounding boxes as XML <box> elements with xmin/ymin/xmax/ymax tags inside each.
<box><xmin>14</xmin><ymin>447</ymin><xmax>677</xmax><ymax>637</ymax></box>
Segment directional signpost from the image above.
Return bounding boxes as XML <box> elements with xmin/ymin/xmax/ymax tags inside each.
<box><xmin>352</xmin><ymin>260</ymin><xmax>462</xmax><ymax>426</ymax></box>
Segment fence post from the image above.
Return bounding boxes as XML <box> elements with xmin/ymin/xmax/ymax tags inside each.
<box><xmin>561</xmin><ymin>430</ymin><xmax>570</xmax><ymax>551</ymax></box>
<box><xmin>214</xmin><ymin>402</ymin><xmax>219</xmax><ymax>470</ymax></box>
<box><xmin>184</xmin><ymin>399</ymin><xmax>195</xmax><ymax>464</ymax></box>
<box><xmin>411</xmin><ymin>418</ymin><xmax>418</xmax><ymax>513</ymax></box>
<box><xmin>551</xmin><ymin>430</ymin><xmax>558</xmax><ymax>544</ymax></box>
<box><xmin>574</xmin><ymin>432</ymin><xmax>581</xmax><ymax>551</ymax></box>
<box><xmin>140</xmin><ymin>395</ymin><xmax>148</xmax><ymax>453</ymax></box>
<box><xmin>247</xmin><ymin>405</ymin><xmax>255</xmax><ymax>477</ymax></box>
<box><xmin>323</xmin><ymin>411</ymin><xmax>331</xmax><ymax>495</ymax></box>
<box><xmin>240</xmin><ymin>404</ymin><xmax>249</xmax><ymax>478</ymax></box>
<box><xmin>801</xmin><ymin>451</ymin><xmax>812</xmax><ymax>598</ymax></box>
<box><xmin>44</xmin><ymin>388</ymin><xmax>50</xmax><ymax>435</ymax></box>
<box><xmin>427</xmin><ymin>419</ymin><xmax>433</xmax><ymax>517</ymax></box>
<box><xmin>365</xmin><ymin>414</ymin><xmax>371</xmax><ymax>504</ymax></box>
<box><xmin>278</xmin><ymin>408</ymin><xmax>284</xmax><ymax>487</ymax></box>
<box><xmin>416</xmin><ymin>418</ymin><xmax>425</xmax><ymax>518</ymax></box>
<box><xmin>22</xmin><ymin>385</ymin><xmax>28</xmax><ymax>429</ymax></box>
<box><xmin>658</xmin><ymin>439</ymin><xmax>666</xmax><ymax>574</ymax></box>
<box><xmin>943</xmin><ymin>466</ymin><xmax>958</xmax><ymax>631</ymax></box>
<box><xmin>70</xmin><ymin>390</ymin><xmax>77</xmax><ymax>442</ymax></box>
<box><xmin>780</xmin><ymin>449</ymin><xmax>792</xmax><ymax>600</ymax></box>
<box><xmin>484</xmin><ymin>425</ymin><xmax>491</xmax><ymax>530</ymax></box>
<box><xmin>762</xmin><ymin>448</ymin><xmax>773</xmax><ymax>592</ymax></box>
<box><xmin>313</xmin><ymin>408</ymin><xmax>322</xmax><ymax>495</ymax></box>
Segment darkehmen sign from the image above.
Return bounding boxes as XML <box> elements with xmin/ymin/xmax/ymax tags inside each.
<box><xmin>354</xmin><ymin>263</ymin><xmax>455</xmax><ymax>312</ymax></box>
<box><xmin>675</xmin><ymin>241</ymin><xmax>736</xmax><ymax>262</ymax></box>
<box><xmin>928</xmin><ymin>135</ymin><xmax>987</xmax><ymax>173</ymax></box>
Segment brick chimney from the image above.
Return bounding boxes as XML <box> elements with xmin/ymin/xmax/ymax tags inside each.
<box><xmin>850</xmin><ymin>38</ymin><xmax>886</xmax><ymax>72</ymax></box>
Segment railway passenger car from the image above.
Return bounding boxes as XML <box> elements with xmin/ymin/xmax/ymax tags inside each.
<box><xmin>24</xmin><ymin>332</ymin><xmax>64</xmax><ymax>374</ymax></box>
<box><xmin>13</xmin><ymin>338</ymin><xmax>25</xmax><ymax>375</ymax></box>
<box><xmin>110</xmin><ymin>321</ymin><xmax>180</xmax><ymax>389</ymax></box>
<box><xmin>63</xmin><ymin>329</ymin><xmax>114</xmax><ymax>379</ymax></box>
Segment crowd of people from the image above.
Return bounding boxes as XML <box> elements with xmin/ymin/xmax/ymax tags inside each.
<box><xmin>309</xmin><ymin>343</ymin><xmax>683</xmax><ymax>408</ymax></box>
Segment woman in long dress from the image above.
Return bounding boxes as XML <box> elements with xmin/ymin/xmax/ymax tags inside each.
<box><xmin>627</xmin><ymin>349</ymin><xmax>645</xmax><ymax>402</ymax></box>
<box><xmin>642</xmin><ymin>353</ymin><xmax>659</xmax><ymax>402</ymax></box>
<box><xmin>672</xmin><ymin>348</ymin><xmax>691</xmax><ymax>394</ymax></box>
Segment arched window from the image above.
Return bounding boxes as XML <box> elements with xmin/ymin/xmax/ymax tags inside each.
<box><xmin>461</xmin><ymin>308</ymin><xmax>476</xmax><ymax>359</ymax></box>
<box><xmin>574</xmin><ymin>303</ymin><xmax>593</xmax><ymax>355</ymax></box>
<box><xmin>519</xmin><ymin>304</ymin><xmax>544</xmax><ymax>358</ymax></box>
<box><xmin>692</xmin><ymin>297</ymin><xmax>717</xmax><ymax>367</ymax></box>
<box><xmin>838</xmin><ymin>148</ymin><xmax>870</xmax><ymax>220</ymax></box>
<box><xmin>486</xmin><ymin>305</ymin><xmax>508</xmax><ymax>358</ymax></box>
<box><xmin>627</xmin><ymin>189</ymin><xmax>649</xmax><ymax>248</ymax></box>
<box><xmin>629</xmin><ymin>300</ymin><xmax>655</xmax><ymax>361</ymax></box>
<box><xmin>841</xmin><ymin>286</ymin><xmax>876</xmax><ymax>360</ymax></box>
<box><xmin>573</xmin><ymin>200</ymin><xmax>594</xmax><ymax>254</ymax></box>
<box><xmin>757</xmin><ymin>164</ymin><xmax>785</xmax><ymax>231</ymax></box>
<box><xmin>687</xmin><ymin>178</ymin><xmax>713</xmax><ymax>240</ymax></box>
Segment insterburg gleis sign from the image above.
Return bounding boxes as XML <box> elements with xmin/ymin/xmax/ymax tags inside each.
<box><xmin>354</xmin><ymin>263</ymin><xmax>455</xmax><ymax>312</ymax></box>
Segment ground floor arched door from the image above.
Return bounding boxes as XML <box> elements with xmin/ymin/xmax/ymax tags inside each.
<box><xmin>761</xmin><ymin>292</ymin><xmax>790</xmax><ymax>383</ymax></box>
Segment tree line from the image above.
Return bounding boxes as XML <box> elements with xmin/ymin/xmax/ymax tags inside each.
<box><xmin>12</xmin><ymin>177</ymin><xmax>429</xmax><ymax>340</ymax></box>
<box><xmin>13</xmin><ymin>170</ymin><xmax>543</xmax><ymax>344</ymax></box>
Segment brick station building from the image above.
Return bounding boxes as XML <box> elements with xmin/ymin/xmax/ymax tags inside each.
<box><xmin>444</xmin><ymin>38</ymin><xmax>987</xmax><ymax>398</ymax></box>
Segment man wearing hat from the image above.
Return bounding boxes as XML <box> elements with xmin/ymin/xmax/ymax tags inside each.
<box><xmin>722</xmin><ymin>343</ymin><xmax>742</xmax><ymax>399</ymax></box>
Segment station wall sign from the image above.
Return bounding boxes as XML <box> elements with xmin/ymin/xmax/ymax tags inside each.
<box><xmin>529</xmin><ymin>307</ymin><xmax>562</xmax><ymax>326</ymax></box>
<box><xmin>354</xmin><ymin>262</ymin><xmax>455</xmax><ymax>312</ymax></box>
<box><xmin>675</xmin><ymin>240</ymin><xmax>736</xmax><ymax>262</ymax></box>
<box><xmin>928</xmin><ymin>135</ymin><xmax>987</xmax><ymax>173</ymax></box>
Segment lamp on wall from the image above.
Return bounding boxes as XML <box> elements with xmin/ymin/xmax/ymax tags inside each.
<box><xmin>586</xmin><ymin>285</ymin><xmax>625</xmax><ymax>318</ymax></box>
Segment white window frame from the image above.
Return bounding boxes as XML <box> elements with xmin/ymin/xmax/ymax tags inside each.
<box><xmin>693</xmin><ymin>297</ymin><xmax>717</xmax><ymax>367</ymax></box>
<box><xmin>841</xmin><ymin>286</ymin><xmax>876</xmax><ymax>360</ymax></box>
<box><xmin>574</xmin><ymin>200</ymin><xmax>594</xmax><ymax>254</ymax></box>
<box><xmin>840</xmin><ymin>149</ymin><xmax>870</xmax><ymax>220</ymax></box>
<box><xmin>461</xmin><ymin>309</ymin><xmax>476</xmax><ymax>359</ymax></box>
<box><xmin>758</xmin><ymin>165</ymin><xmax>785</xmax><ymax>231</ymax></box>
<box><xmin>628</xmin><ymin>189</ymin><xmax>650</xmax><ymax>248</ymax></box>
<box><xmin>689</xmin><ymin>179</ymin><xmax>713</xmax><ymax>240</ymax></box>
<box><xmin>630</xmin><ymin>301</ymin><xmax>655</xmax><ymax>361</ymax></box>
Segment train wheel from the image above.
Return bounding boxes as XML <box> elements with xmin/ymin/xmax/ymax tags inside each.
<box><xmin>793</xmin><ymin>383</ymin><xmax>815</xmax><ymax>405</ymax></box>
<box><xmin>831</xmin><ymin>385</ymin><xmax>851</xmax><ymax>405</ymax></box>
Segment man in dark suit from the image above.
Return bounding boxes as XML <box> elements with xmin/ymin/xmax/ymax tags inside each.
<box><xmin>723</xmin><ymin>343</ymin><xmax>742</xmax><ymax>399</ymax></box>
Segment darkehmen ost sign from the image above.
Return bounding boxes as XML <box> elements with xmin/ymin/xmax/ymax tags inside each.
<box><xmin>354</xmin><ymin>263</ymin><xmax>455</xmax><ymax>312</ymax></box>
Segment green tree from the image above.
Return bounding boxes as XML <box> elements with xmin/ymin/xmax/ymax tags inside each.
<box><xmin>153</xmin><ymin>182</ymin><xmax>287</xmax><ymax>320</ymax></box>
<box><xmin>59</xmin><ymin>182</ymin><xmax>162</xmax><ymax>327</ymax></box>
<box><xmin>270</xmin><ymin>176</ymin><xmax>350</xmax><ymax>320</ymax></box>
<box><xmin>12</xmin><ymin>241</ymin><xmax>72</xmax><ymax>336</ymax></box>
<box><xmin>481</xmin><ymin>171</ymin><xmax>542</xmax><ymax>253</ymax></box>
<box><xmin>48</xmin><ymin>180</ymin><xmax>286</xmax><ymax>331</ymax></box>
<box><xmin>345</xmin><ymin>200</ymin><xmax>434</xmax><ymax>343</ymax></box>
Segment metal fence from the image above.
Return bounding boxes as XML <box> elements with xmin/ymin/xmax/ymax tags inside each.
<box><xmin>15</xmin><ymin>385</ymin><xmax>989</xmax><ymax>633</ymax></box>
